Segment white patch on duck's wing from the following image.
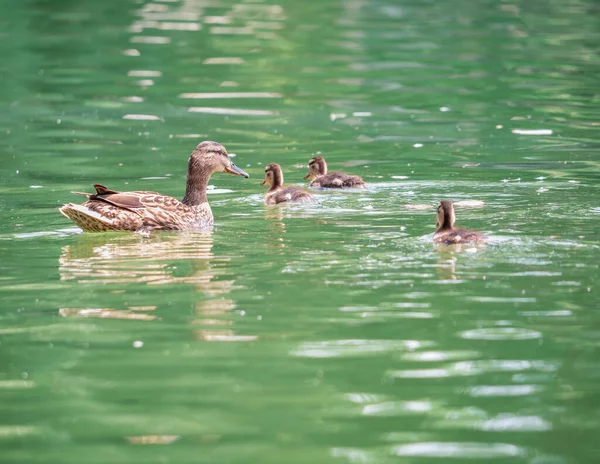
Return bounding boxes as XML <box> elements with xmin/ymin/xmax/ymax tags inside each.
<box><xmin>285</xmin><ymin>193</ymin><xmax>292</xmax><ymax>201</ymax></box>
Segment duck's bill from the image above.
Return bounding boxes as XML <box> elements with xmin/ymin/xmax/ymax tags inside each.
<box><xmin>225</xmin><ymin>163</ymin><xmax>249</xmax><ymax>178</ymax></box>
<box><xmin>303</xmin><ymin>173</ymin><xmax>311</xmax><ymax>180</ymax></box>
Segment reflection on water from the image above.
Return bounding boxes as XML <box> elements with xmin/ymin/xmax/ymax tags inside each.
<box><xmin>58</xmin><ymin>232</ymin><xmax>253</xmax><ymax>342</ymax></box>
<box><xmin>1</xmin><ymin>0</ymin><xmax>600</xmax><ymax>463</ymax></box>
<box><xmin>436</xmin><ymin>254</ymin><xmax>457</xmax><ymax>280</ymax></box>
<box><xmin>59</xmin><ymin>232</ymin><xmax>217</xmax><ymax>286</ymax></box>
<box><xmin>59</xmin><ymin>307</ymin><xmax>158</xmax><ymax>321</ymax></box>
<box><xmin>392</xmin><ymin>442</ymin><xmax>524</xmax><ymax>459</ymax></box>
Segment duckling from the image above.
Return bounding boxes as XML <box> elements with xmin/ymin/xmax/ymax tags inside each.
<box><xmin>261</xmin><ymin>163</ymin><xmax>315</xmax><ymax>205</ymax></box>
<box><xmin>59</xmin><ymin>141</ymin><xmax>248</xmax><ymax>233</ymax></box>
<box><xmin>304</xmin><ymin>155</ymin><xmax>366</xmax><ymax>189</ymax></box>
<box><xmin>433</xmin><ymin>200</ymin><xmax>485</xmax><ymax>244</ymax></box>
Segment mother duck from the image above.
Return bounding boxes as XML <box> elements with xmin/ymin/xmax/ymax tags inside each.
<box><xmin>59</xmin><ymin>141</ymin><xmax>248</xmax><ymax>233</ymax></box>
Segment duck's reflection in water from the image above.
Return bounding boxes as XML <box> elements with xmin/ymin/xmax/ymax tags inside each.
<box><xmin>59</xmin><ymin>232</ymin><xmax>216</xmax><ymax>286</ymax></box>
<box><xmin>435</xmin><ymin>242</ymin><xmax>486</xmax><ymax>281</ymax></box>
<box><xmin>59</xmin><ymin>232</ymin><xmax>255</xmax><ymax>342</ymax></box>
<box><xmin>264</xmin><ymin>207</ymin><xmax>287</xmax><ymax>248</ymax></box>
<box><xmin>436</xmin><ymin>253</ymin><xmax>458</xmax><ymax>281</ymax></box>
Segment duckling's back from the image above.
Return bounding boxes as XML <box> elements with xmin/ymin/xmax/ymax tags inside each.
<box><xmin>309</xmin><ymin>172</ymin><xmax>366</xmax><ymax>189</ymax></box>
<box><xmin>266</xmin><ymin>187</ymin><xmax>315</xmax><ymax>205</ymax></box>
<box><xmin>433</xmin><ymin>229</ymin><xmax>485</xmax><ymax>245</ymax></box>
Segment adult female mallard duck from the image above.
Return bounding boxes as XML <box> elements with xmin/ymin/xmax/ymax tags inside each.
<box><xmin>304</xmin><ymin>155</ymin><xmax>366</xmax><ymax>189</ymax></box>
<box><xmin>59</xmin><ymin>141</ymin><xmax>248</xmax><ymax>233</ymax></box>
<box><xmin>261</xmin><ymin>163</ymin><xmax>314</xmax><ymax>205</ymax></box>
<box><xmin>433</xmin><ymin>200</ymin><xmax>485</xmax><ymax>244</ymax></box>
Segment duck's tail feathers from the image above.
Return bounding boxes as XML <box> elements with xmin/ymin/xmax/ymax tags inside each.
<box><xmin>59</xmin><ymin>203</ymin><xmax>117</xmax><ymax>232</ymax></box>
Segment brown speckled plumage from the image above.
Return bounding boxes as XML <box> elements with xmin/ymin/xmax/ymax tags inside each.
<box><xmin>304</xmin><ymin>156</ymin><xmax>366</xmax><ymax>189</ymax></box>
<box><xmin>433</xmin><ymin>200</ymin><xmax>485</xmax><ymax>244</ymax></box>
<box><xmin>261</xmin><ymin>163</ymin><xmax>315</xmax><ymax>205</ymax></box>
<box><xmin>59</xmin><ymin>141</ymin><xmax>248</xmax><ymax>233</ymax></box>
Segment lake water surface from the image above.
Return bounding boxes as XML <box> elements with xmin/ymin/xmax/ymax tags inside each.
<box><xmin>1</xmin><ymin>0</ymin><xmax>599</xmax><ymax>463</ymax></box>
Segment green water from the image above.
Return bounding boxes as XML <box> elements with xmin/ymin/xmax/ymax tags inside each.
<box><xmin>1</xmin><ymin>0</ymin><xmax>599</xmax><ymax>462</ymax></box>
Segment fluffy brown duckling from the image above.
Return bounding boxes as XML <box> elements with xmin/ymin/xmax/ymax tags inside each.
<box><xmin>433</xmin><ymin>200</ymin><xmax>485</xmax><ymax>244</ymax></box>
<box><xmin>59</xmin><ymin>141</ymin><xmax>248</xmax><ymax>233</ymax></box>
<box><xmin>261</xmin><ymin>163</ymin><xmax>315</xmax><ymax>205</ymax></box>
<box><xmin>304</xmin><ymin>155</ymin><xmax>366</xmax><ymax>189</ymax></box>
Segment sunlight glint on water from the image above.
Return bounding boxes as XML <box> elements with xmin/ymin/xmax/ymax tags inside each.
<box><xmin>0</xmin><ymin>0</ymin><xmax>599</xmax><ymax>463</ymax></box>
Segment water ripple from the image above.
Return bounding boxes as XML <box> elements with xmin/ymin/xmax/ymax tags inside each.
<box><xmin>469</xmin><ymin>297</ymin><xmax>537</xmax><ymax>303</ymax></box>
<box><xmin>180</xmin><ymin>92</ymin><xmax>281</xmax><ymax>99</ymax></box>
<box><xmin>466</xmin><ymin>384</ymin><xmax>541</xmax><ymax>397</ymax></box>
<box><xmin>460</xmin><ymin>327</ymin><xmax>542</xmax><ymax>340</ymax></box>
<box><xmin>188</xmin><ymin>107</ymin><xmax>277</xmax><ymax>116</ymax></box>
<box><xmin>390</xmin><ymin>359</ymin><xmax>558</xmax><ymax>378</ymax></box>
<box><xmin>362</xmin><ymin>400</ymin><xmax>432</xmax><ymax>416</ymax></box>
<box><xmin>392</xmin><ymin>442</ymin><xmax>524</xmax><ymax>458</ymax></box>
<box><xmin>292</xmin><ymin>339</ymin><xmax>425</xmax><ymax>358</ymax></box>
<box><xmin>479</xmin><ymin>415</ymin><xmax>552</xmax><ymax>432</ymax></box>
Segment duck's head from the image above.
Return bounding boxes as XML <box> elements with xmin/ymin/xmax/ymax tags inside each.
<box><xmin>304</xmin><ymin>156</ymin><xmax>327</xmax><ymax>180</ymax></box>
<box><xmin>189</xmin><ymin>141</ymin><xmax>249</xmax><ymax>178</ymax></box>
<box><xmin>436</xmin><ymin>200</ymin><xmax>456</xmax><ymax>229</ymax></box>
<box><xmin>260</xmin><ymin>163</ymin><xmax>283</xmax><ymax>189</ymax></box>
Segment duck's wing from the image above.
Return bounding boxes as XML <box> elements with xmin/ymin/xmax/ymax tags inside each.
<box><xmin>64</xmin><ymin>185</ymin><xmax>198</xmax><ymax>232</ymax></box>
<box><xmin>328</xmin><ymin>172</ymin><xmax>365</xmax><ymax>188</ymax></box>
<box><xmin>71</xmin><ymin>185</ymin><xmax>110</xmax><ymax>198</ymax></box>
<box><xmin>94</xmin><ymin>184</ymin><xmax>121</xmax><ymax>195</ymax></box>
<box><xmin>309</xmin><ymin>174</ymin><xmax>342</xmax><ymax>188</ymax></box>
<box><xmin>72</xmin><ymin>184</ymin><xmax>161</xmax><ymax>204</ymax></box>
<box><xmin>272</xmin><ymin>187</ymin><xmax>315</xmax><ymax>203</ymax></box>
<box><xmin>289</xmin><ymin>187</ymin><xmax>315</xmax><ymax>202</ymax></box>
<box><xmin>311</xmin><ymin>172</ymin><xmax>365</xmax><ymax>188</ymax></box>
<box><xmin>105</xmin><ymin>193</ymin><xmax>184</xmax><ymax>212</ymax></box>
<box><xmin>460</xmin><ymin>230</ymin><xmax>485</xmax><ymax>243</ymax></box>
<box><xmin>86</xmin><ymin>185</ymin><xmax>181</xmax><ymax>212</ymax></box>
<box><xmin>341</xmin><ymin>174</ymin><xmax>366</xmax><ymax>188</ymax></box>
<box><xmin>435</xmin><ymin>229</ymin><xmax>484</xmax><ymax>244</ymax></box>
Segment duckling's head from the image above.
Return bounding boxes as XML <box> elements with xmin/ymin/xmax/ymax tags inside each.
<box><xmin>189</xmin><ymin>141</ymin><xmax>249</xmax><ymax>178</ymax></box>
<box><xmin>260</xmin><ymin>163</ymin><xmax>283</xmax><ymax>190</ymax></box>
<box><xmin>436</xmin><ymin>200</ymin><xmax>456</xmax><ymax>230</ymax></box>
<box><xmin>304</xmin><ymin>156</ymin><xmax>327</xmax><ymax>180</ymax></box>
